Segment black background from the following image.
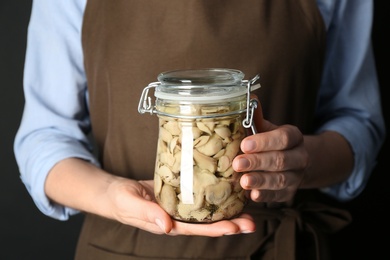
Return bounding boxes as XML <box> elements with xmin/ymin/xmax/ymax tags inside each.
<box><xmin>1</xmin><ymin>1</ymin><xmax>388</xmax><ymax>259</ymax></box>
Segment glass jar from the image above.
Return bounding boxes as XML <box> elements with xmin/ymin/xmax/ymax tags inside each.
<box><xmin>138</xmin><ymin>68</ymin><xmax>260</xmax><ymax>223</ymax></box>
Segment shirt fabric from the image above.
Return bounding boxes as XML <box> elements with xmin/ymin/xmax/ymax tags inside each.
<box><xmin>14</xmin><ymin>0</ymin><xmax>386</xmax><ymax>221</ymax></box>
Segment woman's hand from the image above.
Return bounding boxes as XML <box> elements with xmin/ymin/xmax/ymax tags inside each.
<box><xmin>45</xmin><ymin>158</ymin><xmax>256</xmax><ymax>237</ymax></box>
<box><xmin>232</xmin><ymin>96</ymin><xmax>308</xmax><ymax>203</ymax></box>
<box><xmin>105</xmin><ymin>178</ymin><xmax>256</xmax><ymax>236</ymax></box>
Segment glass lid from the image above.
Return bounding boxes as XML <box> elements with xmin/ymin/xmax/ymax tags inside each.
<box><xmin>155</xmin><ymin>68</ymin><xmax>246</xmax><ymax>101</ymax></box>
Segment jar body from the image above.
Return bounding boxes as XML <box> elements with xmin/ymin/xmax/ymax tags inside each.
<box><xmin>154</xmin><ymin>97</ymin><xmax>248</xmax><ymax>223</ymax></box>
<box><xmin>138</xmin><ymin>68</ymin><xmax>257</xmax><ymax>223</ymax></box>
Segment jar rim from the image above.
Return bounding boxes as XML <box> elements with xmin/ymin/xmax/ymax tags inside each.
<box><xmin>157</xmin><ymin>68</ymin><xmax>245</xmax><ymax>85</ymax></box>
<box><xmin>155</xmin><ymin>68</ymin><xmax>246</xmax><ymax>101</ymax></box>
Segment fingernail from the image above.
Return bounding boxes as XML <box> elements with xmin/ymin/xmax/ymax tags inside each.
<box><xmin>155</xmin><ymin>219</ymin><xmax>165</xmax><ymax>233</ymax></box>
<box><xmin>237</xmin><ymin>158</ymin><xmax>250</xmax><ymax>169</ymax></box>
<box><xmin>243</xmin><ymin>140</ymin><xmax>256</xmax><ymax>152</ymax></box>
<box><xmin>223</xmin><ymin>232</ymin><xmax>238</xmax><ymax>236</ymax></box>
<box><xmin>242</xmin><ymin>230</ymin><xmax>255</xmax><ymax>234</ymax></box>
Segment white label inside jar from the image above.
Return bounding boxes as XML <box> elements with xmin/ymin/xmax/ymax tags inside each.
<box><xmin>180</xmin><ymin>124</ymin><xmax>194</xmax><ymax>204</ymax></box>
<box><xmin>180</xmin><ymin>105</ymin><xmax>192</xmax><ymax>114</ymax></box>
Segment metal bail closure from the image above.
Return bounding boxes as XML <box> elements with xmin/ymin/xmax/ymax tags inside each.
<box><xmin>138</xmin><ymin>82</ymin><xmax>159</xmax><ymax>115</ymax></box>
<box><xmin>242</xmin><ymin>74</ymin><xmax>261</xmax><ymax>134</ymax></box>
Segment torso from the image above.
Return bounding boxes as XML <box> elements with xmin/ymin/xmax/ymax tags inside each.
<box><xmin>77</xmin><ymin>1</ymin><xmax>327</xmax><ymax>259</ymax></box>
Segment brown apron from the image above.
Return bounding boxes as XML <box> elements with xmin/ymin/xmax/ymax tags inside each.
<box><xmin>78</xmin><ymin>1</ymin><xmax>351</xmax><ymax>259</ymax></box>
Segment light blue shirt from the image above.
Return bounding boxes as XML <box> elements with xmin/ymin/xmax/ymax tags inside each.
<box><xmin>14</xmin><ymin>0</ymin><xmax>386</xmax><ymax>221</ymax></box>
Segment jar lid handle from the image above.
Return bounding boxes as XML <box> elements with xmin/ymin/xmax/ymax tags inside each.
<box><xmin>242</xmin><ymin>74</ymin><xmax>261</xmax><ymax>134</ymax></box>
<box><xmin>138</xmin><ymin>82</ymin><xmax>159</xmax><ymax>115</ymax></box>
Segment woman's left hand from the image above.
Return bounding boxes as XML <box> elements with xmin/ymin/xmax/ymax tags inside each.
<box><xmin>232</xmin><ymin>96</ymin><xmax>308</xmax><ymax>203</ymax></box>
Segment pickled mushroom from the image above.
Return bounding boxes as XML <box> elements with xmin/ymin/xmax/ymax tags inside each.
<box><xmin>157</xmin><ymin>165</ymin><xmax>180</xmax><ymax>187</ymax></box>
<box><xmin>169</xmin><ymin>136</ymin><xmax>179</xmax><ymax>154</ymax></box>
<box><xmin>211</xmin><ymin>193</ymin><xmax>245</xmax><ymax>221</ymax></box>
<box><xmin>159</xmin><ymin>152</ymin><xmax>175</xmax><ymax>167</ymax></box>
<box><xmin>177</xmin><ymin>203</ymin><xmax>211</xmax><ymax>221</ymax></box>
<box><xmin>205</xmin><ymin>181</ymin><xmax>232</xmax><ymax>205</ymax></box>
<box><xmin>159</xmin><ymin>126</ymin><xmax>173</xmax><ymax>143</ymax></box>
<box><xmin>195</xmin><ymin>134</ymin><xmax>223</xmax><ymax>156</ymax></box>
<box><xmin>154</xmin><ymin>173</ymin><xmax>163</xmax><ymax>195</ymax></box>
<box><xmin>193</xmin><ymin>166</ymin><xmax>219</xmax><ymax>191</ymax></box>
<box><xmin>191</xmin><ymin>126</ymin><xmax>203</xmax><ymax>139</ymax></box>
<box><xmin>213</xmin><ymin>148</ymin><xmax>225</xmax><ymax>159</ymax></box>
<box><xmin>193</xmin><ymin>135</ymin><xmax>210</xmax><ymax>148</ymax></box>
<box><xmin>223</xmin><ymin>139</ymin><xmax>241</xmax><ymax>161</ymax></box>
<box><xmin>159</xmin><ymin>184</ymin><xmax>178</xmax><ymax>215</ymax></box>
<box><xmin>171</xmin><ymin>151</ymin><xmax>182</xmax><ymax>173</ymax></box>
<box><xmin>163</xmin><ymin>120</ymin><xmax>181</xmax><ymax>136</ymax></box>
<box><xmin>196</xmin><ymin>121</ymin><xmax>214</xmax><ymax>135</ymax></box>
<box><xmin>214</xmin><ymin>126</ymin><xmax>232</xmax><ymax>140</ymax></box>
<box><xmin>219</xmin><ymin>166</ymin><xmax>234</xmax><ymax>178</ymax></box>
<box><xmin>217</xmin><ymin>155</ymin><xmax>230</xmax><ymax>172</ymax></box>
<box><xmin>193</xmin><ymin>149</ymin><xmax>217</xmax><ymax>173</ymax></box>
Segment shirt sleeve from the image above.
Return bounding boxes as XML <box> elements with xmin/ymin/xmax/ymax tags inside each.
<box><xmin>315</xmin><ymin>0</ymin><xmax>386</xmax><ymax>201</ymax></box>
<box><xmin>13</xmin><ymin>0</ymin><xmax>96</xmax><ymax>220</ymax></box>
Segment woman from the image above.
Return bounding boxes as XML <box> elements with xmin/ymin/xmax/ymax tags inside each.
<box><xmin>15</xmin><ymin>0</ymin><xmax>385</xmax><ymax>259</ymax></box>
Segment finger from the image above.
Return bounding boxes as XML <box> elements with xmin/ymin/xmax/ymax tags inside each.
<box><xmin>172</xmin><ymin>220</ymin><xmax>240</xmax><ymax>237</ymax></box>
<box><xmin>248</xmin><ymin>187</ymin><xmax>296</xmax><ymax>203</ymax></box>
<box><xmin>241</xmin><ymin>125</ymin><xmax>303</xmax><ymax>154</ymax></box>
<box><xmin>240</xmin><ymin>171</ymin><xmax>301</xmax><ymax>191</ymax></box>
<box><xmin>168</xmin><ymin>214</ymin><xmax>255</xmax><ymax>237</ymax></box>
<box><xmin>114</xmin><ymin>181</ymin><xmax>174</xmax><ymax>234</ymax></box>
<box><xmin>229</xmin><ymin>213</ymin><xmax>256</xmax><ymax>233</ymax></box>
<box><xmin>121</xmin><ymin>198</ymin><xmax>174</xmax><ymax>234</ymax></box>
<box><xmin>233</xmin><ymin>147</ymin><xmax>308</xmax><ymax>172</ymax></box>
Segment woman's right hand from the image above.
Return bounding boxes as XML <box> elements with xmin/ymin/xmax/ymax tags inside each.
<box><xmin>105</xmin><ymin>178</ymin><xmax>256</xmax><ymax>236</ymax></box>
<box><xmin>45</xmin><ymin>158</ymin><xmax>256</xmax><ymax>237</ymax></box>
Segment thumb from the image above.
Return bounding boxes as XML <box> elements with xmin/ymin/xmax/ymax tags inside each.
<box><xmin>142</xmin><ymin>199</ymin><xmax>173</xmax><ymax>233</ymax></box>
